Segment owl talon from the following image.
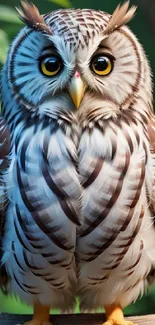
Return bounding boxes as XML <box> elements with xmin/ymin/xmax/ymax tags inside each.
<box><xmin>22</xmin><ymin>303</ymin><xmax>51</xmax><ymax>325</ymax></box>
<box><xmin>103</xmin><ymin>321</ymin><xmax>136</xmax><ymax>325</ymax></box>
<box><xmin>23</xmin><ymin>321</ymin><xmax>52</xmax><ymax>325</ymax></box>
<box><xmin>104</xmin><ymin>305</ymin><xmax>136</xmax><ymax>325</ymax></box>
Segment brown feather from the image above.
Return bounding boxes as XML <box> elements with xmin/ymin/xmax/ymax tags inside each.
<box><xmin>147</xmin><ymin>116</ymin><xmax>155</xmax><ymax>216</ymax></box>
<box><xmin>148</xmin><ymin>116</ymin><xmax>155</xmax><ymax>154</ymax></box>
<box><xmin>104</xmin><ymin>1</ymin><xmax>137</xmax><ymax>35</ymax></box>
<box><xmin>16</xmin><ymin>1</ymin><xmax>52</xmax><ymax>35</ymax></box>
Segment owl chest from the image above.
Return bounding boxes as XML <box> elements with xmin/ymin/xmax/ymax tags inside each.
<box><xmin>10</xmin><ymin>123</ymin><xmax>147</xmax><ymax>241</ymax></box>
<box><xmin>76</xmin><ymin>125</ymin><xmax>150</xmax><ymax>266</ymax></box>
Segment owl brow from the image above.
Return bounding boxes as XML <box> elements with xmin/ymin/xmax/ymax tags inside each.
<box><xmin>98</xmin><ymin>45</ymin><xmax>109</xmax><ymax>49</ymax></box>
<box><xmin>39</xmin><ymin>48</ymin><xmax>62</xmax><ymax>63</ymax></box>
<box><xmin>43</xmin><ymin>45</ymin><xmax>57</xmax><ymax>52</ymax></box>
<box><xmin>41</xmin><ymin>45</ymin><xmax>59</xmax><ymax>56</ymax></box>
<box><xmin>96</xmin><ymin>46</ymin><xmax>116</xmax><ymax>60</ymax></box>
<box><xmin>98</xmin><ymin>45</ymin><xmax>113</xmax><ymax>53</ymax></box>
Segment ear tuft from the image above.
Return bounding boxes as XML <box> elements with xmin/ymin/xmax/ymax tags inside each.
<box><xmin>16</xmin><ymin>1</ymin><xmax>52</xmax><ymax>35</ymax></box>
<box><xmin>104</xmin><ymin>1</ymin><xmax>137</xmax><ymax>35</ymax></box>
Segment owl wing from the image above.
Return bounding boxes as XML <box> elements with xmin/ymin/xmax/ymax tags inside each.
<box><xmin>147</xmin><ymin>115</ymin><xmax>155</xmax><ymax>215</ymax></box>
<box><xmin>0</xmin><ymin>116</ymin><xmax>10</xmax><ymax>291</ymax></box>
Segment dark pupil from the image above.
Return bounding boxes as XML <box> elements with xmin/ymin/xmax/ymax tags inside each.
<box><xmin>44</xmin><ymin>57</ymin><xmax>60</xmax><ymax>72</ymax></box>
<box><xmin>94</xmin><ymin>57</ymin><xmax>109</xmax><ymax>71</ymax></box>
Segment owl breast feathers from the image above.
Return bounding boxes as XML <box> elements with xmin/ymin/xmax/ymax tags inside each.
<box><xmin>0</xmin><ymin>2</ymin><xmax>155</xmax><ymax>325</ymax></box>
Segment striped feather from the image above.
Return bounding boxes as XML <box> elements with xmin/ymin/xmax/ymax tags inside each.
<box><xmin>0</xmin><ymin>117</ymin><xmax>10</xmax><ymax>292</ymax></box>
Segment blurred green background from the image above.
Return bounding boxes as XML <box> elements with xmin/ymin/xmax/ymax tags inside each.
<box><xmin>0</xmin><ymin>0</ymin><xmax>155</xmax><ymax>316</ymax></box>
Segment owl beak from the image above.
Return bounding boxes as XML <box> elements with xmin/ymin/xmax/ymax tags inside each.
<box><xmin>67</xmin><ymin>72</ymin><xmax>86</xmax><ymax>109</ymax></box>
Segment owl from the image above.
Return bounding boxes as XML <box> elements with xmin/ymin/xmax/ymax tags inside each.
<box><xmin>0</xmin><ymin>1</ymin><xmax>155</xmax><ymax>325</ymax></box>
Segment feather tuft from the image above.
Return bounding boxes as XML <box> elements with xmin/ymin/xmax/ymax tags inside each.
<box><xmin>16</xmin><ymin>1</ymin><xmax>52</xmax><ymax>35</ymax></box>
<box><xmin>104</xmin><ymin>1</ymin><xmax>137</xmax><ymax>35</ymax></box>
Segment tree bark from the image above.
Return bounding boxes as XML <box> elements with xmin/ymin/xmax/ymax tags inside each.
<box><xmin>1</xmin><ymin>313</ymin><xmax>155</xmax><ymax>325</ymax></box>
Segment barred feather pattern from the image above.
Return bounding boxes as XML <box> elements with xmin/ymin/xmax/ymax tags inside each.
<box><xmin>0</xmin><ymin>117</ymin><xmax>10</xmax><ymax>290</ymax></box>
<box><xmin>1</xmin><ymin>73</ymin><xmax>82</xmax><ymax>306</ymax></box>
<box><xmin>1</xmin><ymin>4</ymin><xmax>155</xmax><ymax>312</ymax></box>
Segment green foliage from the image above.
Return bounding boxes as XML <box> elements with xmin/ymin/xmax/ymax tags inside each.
<box><xmin>48</xmin><ymin>0</ymin><xmax>72</xmax><ymax>8</ymax></box>
<box><xmin>0</xmin><ymin>5</ymin><xmax>22</xmax><ymax>66</ymax></box>
<box><xmin>0</xmin><ymin>29</ymin><xmax>9</xmax><ymax>65</ymax></box>
<box><xmin>0</xmin><ymin>5</ymin><xmax>22</xmax><ymax>24</ymax></box>
<box><xmin>1</xmin><ymin>285</ymin><xmax>155</xmax><ymax>315</ymax></box>
<box><xmin>0</xmin><ymin>291</ymin><xmax>80</xmax><ymax>314</ymax></box>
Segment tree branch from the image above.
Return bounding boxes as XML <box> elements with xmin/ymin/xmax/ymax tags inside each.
<box><xmin>1</xmin><ymin>313</ymin><xmax>155</xmax><ymax>325</ymax></box>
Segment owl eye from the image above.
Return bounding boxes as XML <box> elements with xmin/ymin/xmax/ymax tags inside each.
<box><xmin>90</xmin><ymin>55</ymin><xmax>114</xmax><ymax>76</ymax></box>
<box><xmin>40</xmin><ymin>56</ymin><xmax>63</xmax><ymax>77</ymax></box>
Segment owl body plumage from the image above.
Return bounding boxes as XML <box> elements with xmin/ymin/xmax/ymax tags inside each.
<box><xmin>1</xmin><ymin>2</ymin><xmax>155</xmax><ymax>321</ymax></box>
<box><xmin>77</xmin><ymin>113</ymin><xmax>155</xmax><ymax>309</ymax></box>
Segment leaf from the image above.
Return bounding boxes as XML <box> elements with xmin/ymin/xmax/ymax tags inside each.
<box><xmin>0</xmin><ymin>29</ymin><xmax>9</xmax><ymax>64</ymax></box>
<box><xmin>48</xmin><ymin>0</ymin><xmax>72</xmax><ymax>8</ymax></box>
<box><xmin>0</xmin><ymin>5</ymin><xmax>22</xmax><ymax>24</ymax></box>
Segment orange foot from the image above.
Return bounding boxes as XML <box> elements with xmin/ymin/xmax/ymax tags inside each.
<box><xmin>22</xmin><ymin>303</ymin><xmax>52</xmax><ymax>325</ymax></box>
<box><xmin>103</xmin><ymin>305</ymin><xmax>137</xmax><ymax>325</ymax></box>
<box><xmin>103</xmin><ymin>321</ymin><xmax>135</xmax><ymax>325</ymax></box>
<box><xmin>23</xmin><ymin>321</ymin><xmax>52</xmax><ymax>325</ymax></box>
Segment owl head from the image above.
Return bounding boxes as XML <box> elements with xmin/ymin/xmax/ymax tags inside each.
<box><xmin>2</xmin><ymin>1</ymin><xmax>152</xmax><ymax>122</ymax></box>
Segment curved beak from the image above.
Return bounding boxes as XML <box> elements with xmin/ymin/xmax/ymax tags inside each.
<box><xmin>67</xmin><ymin>72</ymin><xmax>86</xmax><ymax>109</ymax></box>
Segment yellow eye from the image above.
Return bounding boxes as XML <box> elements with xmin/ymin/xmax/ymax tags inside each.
<box><xmin>40</xmin><ymin>56</ymin><xmax>63</xmax><ymax>76</ymax></box>
<box><xmin>90</xmin><ymin>55</ymin><xmax>113</xmax><ymax>76</ymax></box>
